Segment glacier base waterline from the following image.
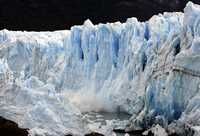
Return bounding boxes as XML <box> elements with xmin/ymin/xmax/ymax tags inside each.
<box><xmin>1</xmin><ymin>1</ymin><xmax>200</xmax><ymax>136</ymax></box>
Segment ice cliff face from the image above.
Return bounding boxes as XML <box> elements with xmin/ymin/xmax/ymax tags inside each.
<box><xmin>1</xmin><ymin>1</ymin><xmax>200</xmax><ymax>136</ymax></box>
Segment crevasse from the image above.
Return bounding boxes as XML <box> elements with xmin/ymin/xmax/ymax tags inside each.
<box><xmin>0</xmin><ymin>1</ymin><xmax>200</xmax><ymax>136</ymax></box>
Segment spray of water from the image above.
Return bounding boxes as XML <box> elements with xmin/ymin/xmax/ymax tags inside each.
<box><xmin>63</xmin><ymin>88</ymin><xmax>117</xmax><ymax>113</ymax></box>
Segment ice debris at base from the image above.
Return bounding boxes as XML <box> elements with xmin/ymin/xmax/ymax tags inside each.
<box><xmin>1</xmin><ymin>1</ymin><xmax>200</xmax><ymax>136</ymax></box>
<box><xmin>143</xmin><ymin>125</ymin><xmax>167</xmax><ymax>136</ymax></box>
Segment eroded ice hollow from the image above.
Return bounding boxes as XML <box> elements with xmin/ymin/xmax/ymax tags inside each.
<box><xmin>1</xmin><ymin>1</ymin><xmax>200</xmax><ymax>136</ymax></box>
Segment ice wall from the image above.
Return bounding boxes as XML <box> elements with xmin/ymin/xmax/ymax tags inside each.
<box><xmin>0</xmin><ymin>1</ymin><xmax>200</xmax><ymax>136</ymax></box>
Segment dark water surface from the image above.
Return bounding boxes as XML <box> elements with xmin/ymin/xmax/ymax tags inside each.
<box><xmin>84</xmin><ymin>112</ymin><xmax>131</xmax><ymax>121</ymax></box>
<box><xmin>83</xmin><ymin>112</ymin><xmax>143</xmax><ymax>136</ymax></box>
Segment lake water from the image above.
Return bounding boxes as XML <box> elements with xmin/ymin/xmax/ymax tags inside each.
<box><xmin>83</xmin><ymin>112</ymin><xmax>143</xmax><ymax>136</ymax></box>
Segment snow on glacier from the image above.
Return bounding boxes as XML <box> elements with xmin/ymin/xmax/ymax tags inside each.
<box><xmin>1</xmin><ymin>1</ymin><xmax>200</xmax><ymax>136</ymax></box>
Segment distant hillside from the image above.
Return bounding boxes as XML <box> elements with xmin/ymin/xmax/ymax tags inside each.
<box><xmin>0</xmin><ymin>0</ymin><xmax>199</xmax><ymax>30</ymax></box>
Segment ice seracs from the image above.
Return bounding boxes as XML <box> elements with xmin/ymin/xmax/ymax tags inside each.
<box><xmin>0</xmin><ymin>1</ymin><xmax>200</xmax><ymax>136</ymax></box>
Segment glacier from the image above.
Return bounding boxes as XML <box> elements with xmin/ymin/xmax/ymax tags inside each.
<box><xmin>1</xmin><ymin>1</ymin><xmax>200</xmax><ymax>136</ymax></box>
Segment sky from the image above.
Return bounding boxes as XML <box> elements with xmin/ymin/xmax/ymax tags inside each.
<box><xmin>0</xmin><ymin>0</ymin><xmax>200</xmax><ymax>31</ymax></box>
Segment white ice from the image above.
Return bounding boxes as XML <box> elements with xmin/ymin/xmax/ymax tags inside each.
<box><xmin>0</xmin><ymin>1</ymin><xmax>200</xmax><ymax>136</ymax></box>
